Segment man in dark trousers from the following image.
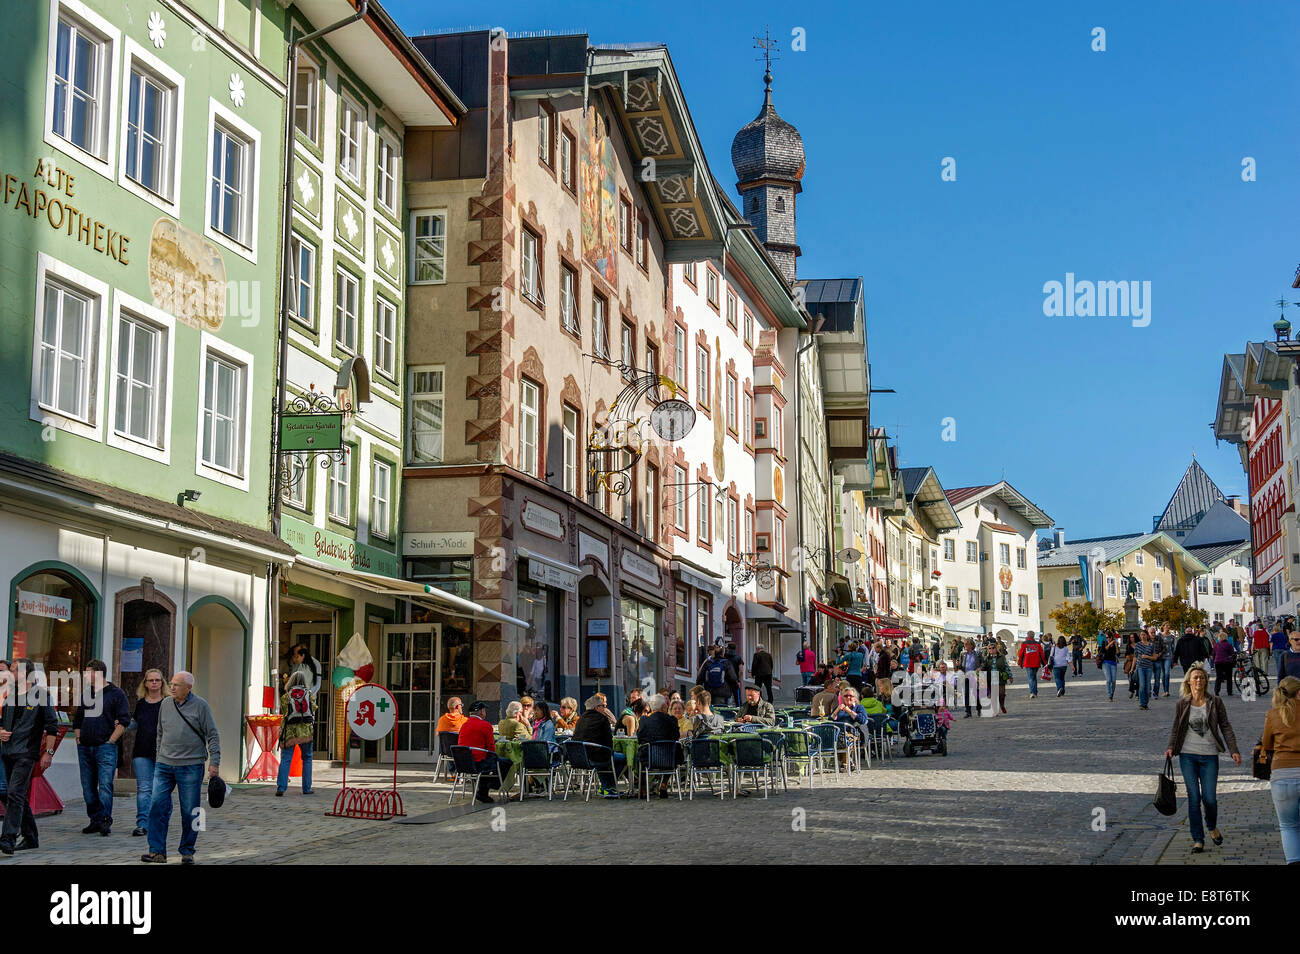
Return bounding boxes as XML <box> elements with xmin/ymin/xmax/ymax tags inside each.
<box><xmin>0</xmin><ymin>659</ymin><xmax>59</xmax><ymax>855</ymax></box>
<box><xmin>724</xmin><ymin>643</ymin><xmax>744</xmax><ymax>706</ymax></box>
<box><xmin>750</xmin><ymin>644</ymin><xmax>775</xmax><ymax>703</ymax></box>
<box><xmin>572</xmin><ymin>693</ymin><xmax>624</xmax><ymax>795</ymax></box>
<box><xmin>73</xmin><ymin>659</ymin><xmax>132</xmax><ymax>836</ymax></box>
<box><xmin>698</xmin><ymin>648</ymin><xmax>738</xmax><ymax>707</ymax></box>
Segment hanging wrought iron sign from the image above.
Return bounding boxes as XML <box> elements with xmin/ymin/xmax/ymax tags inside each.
<box><xmin>278</xmin><ymin>388</ymin><xmax>348</xmax><ymax>489</ymax></box>
<box><xmin>587</xmin><ymin>353</ymin><xmax>695</xmax><ymax>497</ymax></box>
<box><xmin>731</xmin><ymin>552</ymin><xmax>777</xmax><ymax>592</ymax></box>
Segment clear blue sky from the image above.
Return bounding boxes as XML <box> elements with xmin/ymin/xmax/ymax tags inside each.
<box><xmin>388</xmin><ymin>0</ymin><xmax>1300</xmax><ymax>539</ymax></box>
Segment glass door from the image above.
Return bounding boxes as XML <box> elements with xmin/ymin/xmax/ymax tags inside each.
<box><xmin>384</xmin><ymin>624</ymin><xmax>441</xmax><ymax>762</ymax></box>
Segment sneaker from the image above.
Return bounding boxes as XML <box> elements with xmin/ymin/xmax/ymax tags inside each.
<box><xmin>599</xmin><ymin>788</ymin><xmax>621</xmax><ymax>799</ymax></box>
<box><xmin>302</xmin><ymin>789</ymin><xmax>315</xmax><ymax>795</ymax></box>
<box><xmin>13</xmin><ymin>839</ymin><xmax>37</xmax><ymax>851</ymax></box>
<box><xmin>0</xmin><ymin>845</ymin><xmax>13</xmax><ymax>856</ymax></box>
<box><xmin>181</xmin><ymin>856</ymin><xmax>195</xmax><ymax>865</ymax></box>
<box><xmin>140</xmin><ymin>853</ymin><xmax>167</xmax><ymax>863</ymax></box>
<box><xmin>1139</xmin><ymin>705</ymin><xmax>1149</xmax><ymax>710</ymax></box>
<box><xmin>132</xmin><ymin>828</ymin><xmax>147</xmax><ymax>837</ymax></box>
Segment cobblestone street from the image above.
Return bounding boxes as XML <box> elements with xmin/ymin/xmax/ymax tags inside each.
<box><xmin>4</xmin><ymin>669</ymin><xmax>1285</xmax><ymax>865</ymax></box>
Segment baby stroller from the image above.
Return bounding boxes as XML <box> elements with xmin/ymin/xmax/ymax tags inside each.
<box><xmin>900</xmin><ymin>704</ymin><xmax>947</xmax><ymax>757</ymax></box>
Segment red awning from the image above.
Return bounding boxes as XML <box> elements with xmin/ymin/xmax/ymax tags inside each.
<box><xmin>811</xmin><ymin>599</ymin><xmax>876</xmax><ymax>630</ymax></box>
<box><xmin>876</xmin><ymin>627</ymin><xmax>911</xmax><ymax>637</ymax></box>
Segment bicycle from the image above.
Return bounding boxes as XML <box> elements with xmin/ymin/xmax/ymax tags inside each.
<box><xmin>1232</xmin><ymin>652</ymin><xmax>1271</xmax><ymax>698</ymax></box>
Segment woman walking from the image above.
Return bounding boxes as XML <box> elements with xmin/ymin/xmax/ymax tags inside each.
<box><xmin>276</xmin><ymin>671</ymin><xmax>315</xmax><ymax>796</ymax></box>
<box><xmin>1099</xmin><ymin>631</ymin><xmax>1119</xmax><ymax>701</ymax></box>
<box><xmin>1164</xmin><ymin>664</ymin><xmax>1242</xmax><ymax>854</ymax></box>
<box><xmin>129</xmin><ymin>669</ymin><xmax>166</xmax><ymax>837</ymax></box>
<box><xmin>1260</xmin><ymin>677</ymin><xmax>1300</xmax><ymax>864</ymax></box>
<box><xmin>1211</xmin><ymin>631</ymin><xmax>1236</xmax><ymax>697</ymax></box>
<box><xmin>1050</xmin><ymin>636</ymin><xmax>1071</xmax><ymax>697</ymax></box>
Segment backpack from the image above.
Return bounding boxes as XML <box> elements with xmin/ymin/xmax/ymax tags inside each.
<box><xmin>285</xmin><ymin>685</ymin><xmax>314</xmax><ymax>726</ymax></box>
<box><xmin>705</xmin><ymin>660</ymin><xmax>727</xmax><ymax>689</ymax></box>
<box><xmin>796</xmin><ymin>649</ymin><xmax>806</xmax><ymax>664</ymax></box>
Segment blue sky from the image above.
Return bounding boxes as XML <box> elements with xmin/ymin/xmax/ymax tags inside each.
<box><xmin>388</xmin><ymin>0</ymin><xmax>1300</xmax><ymax>539</ymax></box>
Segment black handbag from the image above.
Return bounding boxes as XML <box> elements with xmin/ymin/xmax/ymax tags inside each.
<box><xmin>1252</xmin><ymin>738</ymin><xmax>1273</xmax><ymax>781</ymax></box>
<box><xmin>1153</xmin><ymin>755</ymin><xmax>1178</xmax><ymax>815</ymax></box>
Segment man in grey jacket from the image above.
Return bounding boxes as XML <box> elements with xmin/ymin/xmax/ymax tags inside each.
<box><xmin>142</xmin><ymin>671</ymin><xmax>220</xmax><ymax>864</ymax></box>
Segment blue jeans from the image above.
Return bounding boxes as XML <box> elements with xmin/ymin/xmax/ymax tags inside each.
<box><xmin>1026</xmin><ymin>667</ymin><xmax>1038</xmax><ymax>696</ymax></box>
<box><xmin>801</xmin><ymin>672</ymin><xmax>814</xmax><ymax>685</ymax></box>
<box><xmin>1138</xmin><ymin>666</ymin><xmax>1153</xmax><ymax>706</ymax></box>
<box><xmin>77</xmin><ymin>742</ymin><xmax>118</xmax><ymax>829</ymax></box>
<box><xmin>1102</xmin><ymin>661</ymin><xmax>1117</xmax><ymax>698</ymax></box>
<box><xmin>1270</xmin><ymin>777</ymin><xmax>1300</xmax><ymax>864</ymax></box>
<box><xmin>1053</xmin><ymin>666</ymin><xmax>1067</xmax><ymax>694</ymax></box>
<box><xmin>1179</xmin><ymin>753</ymin><xmax>1219</xmax><ymax>844</ymax></box>
<box><xmin>1159</xmin><ymin>656</ymin><xmax>1172</xmax><ymax>694</ymax></box>
<box><xmin>276</xmin><ymin>742</ymin><xmax>313</xmax><ymax>793</ymax></box>
<box><xmin>148</xmin><ymin>762</ymin><xmax>204</xmax><ymax>857</ymax></box>
<box><xmin>133</xmin><ymin>757</ymin><xmax>155</xmax><ymax>829</ymax></box>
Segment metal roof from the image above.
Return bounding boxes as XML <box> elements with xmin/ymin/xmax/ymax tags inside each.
<box><xmin>1037</xmin><ymin>531</ymin><xmax>1208</xmax><ymax>573</ymax></box>
<box><xmin>1185</xmin><ymin>541</ymin><xmax>1250</xmax><ymax>570</ymax></box>
<box><xmin>944</xmin><ymin>480</ymin><xmax>1054</xmax><ymax>529</ymax></box>
<box><xmin>1153</xmin><ymin>459</ymin><xmax>1226</xmax><ymax>532</ymax></box>
<box><xmin>897</xmin><ymin>467</ymin><xmax>962</xmax><ymax>533</ymax></box>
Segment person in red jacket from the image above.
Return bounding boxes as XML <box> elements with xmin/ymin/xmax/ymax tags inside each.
<box><xmin>1018</xmin><ymin>634</ymin><xmax>1045</xmax><ymax>699</ymax></box>
<box><xmin>457</xmin><ymin>702</ymin><xmax>512</xmax><ymax>804</ymax></box>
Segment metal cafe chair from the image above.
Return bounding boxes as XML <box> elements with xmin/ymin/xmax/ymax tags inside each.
<box><xmin>517</xmin><ymin>740</ymin><xmax>565</xmax><ymax>801</ymax></box>
<box><xmin>638</xmin><ymin>739</ymin><xmax>686</xmax><ymax>801</ymax></box>
<box><xmin>560</xmin><ymin>740</ymin><xmax>621</xmax><ymax>801</ymax></box>
<box><xmin>728</xmin><ymin>735</ymin><xmax>777</xmax><ymax>799</ymax></box>
<box><xmin>447</xmin><ymin>745</ymin><xmax>503</xmax><ymax>805</ymax></box>
<box><xmin>781</xmin><ymin>729</ymin><xmax>821</xmax><ymax>788</ymax></box>
<box><xmin>757</xmin><ymin>730</ymin><xmax>789</xmax><ymax>792</ymax></box>
<box><xmin>435</xmin><ymin>731</ymin><xmax>460</xmax><ymax>783</ymax></box>
<box><xmin>865</xmin><ymin>714</ymin><xmax>892</xmax><ymax>762</ymax></box>
<box><xmin>808</xmin><ymin>722</ymin><xmax>842</xmax><ymax>777</ymax></box>
<box><xmin>685</xmin><ymin>737</ymin><xmax>727</xmax><ymax>799</ymax></box>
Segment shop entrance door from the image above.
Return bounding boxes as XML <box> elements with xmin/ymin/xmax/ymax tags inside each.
<box><xmin>383</xmin><ymin>624</ymin><xmax>442</xmax><ymax>762</ymax></box>
<box><xmin>289</xmin><ymin>621</ymin><xmax>334</xmax><ymax>758</ymax></box>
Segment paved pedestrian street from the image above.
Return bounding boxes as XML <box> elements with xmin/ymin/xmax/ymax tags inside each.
<box><xmin>6</xmin><ymin>670</ymin><xmax>1283</xmax><ymax>866</ymax></box>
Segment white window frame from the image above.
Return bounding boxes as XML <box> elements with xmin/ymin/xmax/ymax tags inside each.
<box><xmin>45</xmin><ymin>0</ymin><xmax>120</xmax><ymax>180</ymax></box>
<box><xmin>998</xmin><ymin>542</ymin><xmax>1011</xmax><ymax>565</ymax></box>
<box><xmin>560</xmin><ymin>264</ymin><xmax>579</xmax><ymax>334</ymax></box>
<box><xmin>376</xmin><ymin>132</ymin><xmax>399</xmax><ymax>213</ymax></box>
<box><xmin>1196</xmin><ymin>575</ymin><xmax>1208</xmax><ymax>594</ymax></box>
<box><xmin>29</xmin><ymin>252</ymin><xmax>110</xmax><ymax>441</ymax></box>
<box><xmin>195</xmin><ymin>332</ymin><xmax>254</xmax><ymax>491</ymax></box>
<box><xmin>674</xmin><ymin>465</ymin><xmax>688</xmax><ymax>533</ymax></box>
<box><xmin>1154</xmin><ymin>554</ymin><xmax>1164</xmax><ymax>569</ymax></box>
<box><xmin>1016</xmin><ymin>546</ymin><xmax>1027</xmax><ymax>569</ymax></box>
<box><xmin>1212</xmin><ymin>578</ymin><xmax>1223</xmax><ymax>596</ymax></box>
<box><xmin>334</xmin><ymin>267</ymin><xmax>359</xmax><ymax>354</ymax></box>
<box><xmin>560</xmin><ymin>129</ymin><xmax>574</xmax><ymax>190</ymax></box>
<box><xmin>646</xmin><ymin>465</ymin><xmax>659</xmax><ymax>542</ymax></box>
<box><xmin>674</xmin><ymin>325</ymin><xmax>687</xmax><ymax>391</ymax></box>
<box><xmin>293</xmin><ymin>56</ymin><xmax>319</xmax><ymax>144</ymax></box>
<box><xmin>743</xmin><ymin>310</ymin><xmax>753</xmax><ymax>347</ymax></box>
<box><xmin>562</xmin><ymin>406</ymin><xmax>578</xmax><ymax>495</ymax></box>
<box><xmin>288</xmin><ymin>234</ymin><xmax>315</xmax><ymax>328</ymax></box>
<box><xmin>1231</xmin><ymin>579</ymin><xmax>1242</xmax><ymax>597</ymax></box>
<box><xmin>726</xmin><ymin>376</ymin><xmax>737</xmax><ymax>432</ymax></box>
<box><xmin>282</xmin><ymin>451</ymin><xmax>309</xmax><ymax>512</ymax></box>
<box><xmin>943</xmin><ymin>539</ymin><xmax>955</xmax><ymax>561</ymax></box>
<box><xmin>1018</xmin><ymin>594</ymin><xmax>1029</xmax><ymax>616</ymax></box>
<box><xmin>1153</xmin><ymin>581</ymin><xmax>1162</xmax><ymax>601</ymax></box>
<box><xmin>968</xmin><ymin>589</ymin><xmax>978</xmax><ymax>611</ymax></box>
<box><xmin>371</xmin><ymin>458</ymin><xmax>392</xmax><ymax>540</ymax></box>
<box><xmin>410</xmin><ymin>210</ymin><xmax>447</xmax><ymax>284</ymax></box>
<box><xmin>106</xmin><ymin>290</ymin><xmax>174</xmax><ymax>464</ymax></box>
<box><xmin>204</xmin><ymin>99</ymin><xmax>261</xmax><ymax>261</ymax></box>
<box><xmin>1107</xmin><ymin>576</ymin><xmax>1116</xmax><ymax>598</ymax></box>
<box><xmin>966</xmin><ymin>541</ymin><xmax>978</xmax><ymax>563</ymax></box>
<box><xmin>696</xmin><ymin>345</ymin><xmax>709</xmax><ymax>406</ymax></box>
<box><xmin>520</xmin><ymin>227</ymin><xmax>543</xmax><ymax>305</ymax></box>
<box><xmin>1134</xmin><ymin>580</ymin><xmax>1144</xmax><ymax>600</ymax></box>
<box><xmin>593</xmin><ymin>295</ymin><xmax>608</xmax><ymax>358</ymax></box>
<box><xmin>373</xmin><ymin>296</ymin><xmax>397</xmax><ymax>379</ymax></box>
<box><xmin>407</xmin><ymin>365</ymin><xmax>444</xmax><ymax>464</ymax></box>
<box><xmin>945</xmin><ymin>587</ymin><xmax>957</xmax><ymax>609</ymax></box>
<box><xmin>1000</xmin><ymin>590</ymin><xmax>1012</xmax><ymax>613</ymax></box>
<box><xmin>327</xmin><ymin>446</ymin><xmax>352</xmax><ymax>524</ymax></box>
<box><xmin>338</xmin><ymin>93</ymin><xmax>365</xmax><ymax>185</ymax></box>
<box><xmin>743</xmin><ymin>392</ymin><xmax>753</xmax><ymax>448</ymax></box>
<box><xmin>697</xmin><ymin>483</ymin><xmax>710</xmax><ymax>542</ymax></box>
<box><xmin>519</xmin><ymin>378</ymin><xmax>539</xmax><ymax>477</ymax></box>
<box><xmin>1135</xmin><ymin>551</ymin><xmax>1144</xmax><ymax>566</ymax></box>
<box><xmin>118</xmin><ymin>38</ymin><xmax>183</xmax><ymax>215</ymax></box>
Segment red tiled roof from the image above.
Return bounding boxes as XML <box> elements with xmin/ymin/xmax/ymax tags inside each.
<box><xmin>982</xmin><ymin>522</ymin><xmax>1017</xmax><ymax>533</ymax></box>
<box><xmin>945</xmin><ymin>485</ymin><xmax>993</xmax><ymax>507</ymax></box>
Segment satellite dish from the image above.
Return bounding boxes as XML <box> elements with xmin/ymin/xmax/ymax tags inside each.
<box><xmin>650</xmin><ymin>399</ymin><xmax>696</xmax><ymax>441</ymax></box>
<box><xmin>836</xmin><ymin>547</ymin><xmax>863</xmax><ymax>563</ymax></box>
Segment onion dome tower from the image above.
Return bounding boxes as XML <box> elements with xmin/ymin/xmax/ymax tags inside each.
<box><xmin>730</xmin><ymin>48</ymin><xmax>805</xmax><ymax>285</ymax></box>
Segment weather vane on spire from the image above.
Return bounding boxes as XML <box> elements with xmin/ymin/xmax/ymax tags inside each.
<box><xmin>754</xmin><ymin>26</ymin><xmax>779</xmax><ymax>94</ymax></box>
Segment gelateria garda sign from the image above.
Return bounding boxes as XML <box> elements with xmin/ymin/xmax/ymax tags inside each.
<box><xmin>281</xmin><ymin>514</ymin><xmax>399</xmax><ymax>578</ymax></box>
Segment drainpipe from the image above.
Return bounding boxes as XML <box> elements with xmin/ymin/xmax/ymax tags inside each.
<box><xmin>270</xmin><ymin>0</ymin><xmax>370</xmax><ymax>534</ymax></box>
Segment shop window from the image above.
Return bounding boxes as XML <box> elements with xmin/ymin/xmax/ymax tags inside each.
<box><xmin>12</xmin><ymin>568</ymin><xmax>97</xmax><ymax>701</ymax></box>
<box><xmin>621</xmin><ymin>597</ymin><xmax>658</xmax><ymax>700</ymax></box>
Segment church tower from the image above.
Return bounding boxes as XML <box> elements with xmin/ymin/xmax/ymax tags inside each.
<box><xmin>730</xmin><ymin>40</ymin><xmax>805</xmax><ymax>285</ymax></box>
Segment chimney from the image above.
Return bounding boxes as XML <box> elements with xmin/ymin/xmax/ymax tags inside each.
<box><xmin>1053</xmin><ymin>528</ymin><xmax>1065</xmax><ymax>548</ymax></box>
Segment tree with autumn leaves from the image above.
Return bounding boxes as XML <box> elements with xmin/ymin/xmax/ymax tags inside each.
<box><xmin>1048</xmin><ymin>601</ymin><xmax>1125</xmax><ymax>643</ymax></box>
<box><xmin>1140</xmin><ymin>595</ymin><xmax>1208</xmax><ymax>631</ymax></box>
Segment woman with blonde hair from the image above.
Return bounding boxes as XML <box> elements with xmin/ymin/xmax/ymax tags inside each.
<box><xmin>1260</xmin><ymin>676</ymin><xmax>1300</xmax><ymax>863</ymax></box>
<box><xmin>1164</xmin><ymin>664</ymin><xmax>1241</xmax><ymax>853</ymax></box>
<box><xmin>129</xmin><ymin>669</ymin><xmax>167</xmax><ymax>836</ymax></box>
<box><xmin>555</xmin><ymin>697</ymin><xmax>580</xmax><ymax>732</ymax></box>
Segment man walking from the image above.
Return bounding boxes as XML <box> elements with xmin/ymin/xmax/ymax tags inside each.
<box><xmin>0</xmin><ymin>660</ymin><xmax>58</xmax><ymax>855</ymax></box>
<box><xmin>73</xmin><ymin>659</ymin><xmax>131</xmax><ymax>837</ymax></box>
<box><xmin>1173</xmin><ymin>626</ymin><xmax>1207</xmax><ymax>675</ymax></box>
<box><xmin>142</xmin><ymin>671</ymin><xmax>220</xmax><ymax>864</ymax></box>
<box><xmin>750</xmin><ymin>644</ymin><xmax>775</xmax><ymax>703</ymax></box>
<box><xmin>1155</xmin><ymin>624</ymin><xmax>1174</xmax><ymax>698</ymax></box>
<box><xmin>958</xmin><ymin>639</ymin><xmax>986</xmax><ymax>718</ymax></box>
<box><xmin>1017</xmin><ymin>634</ymin><xmax>1044</xmax><ymax>699</ymax></box>
<box><xmin>1069</xmin><ymin>632</ymin><xmax>1085</xmax><ymax>676</ymax></box>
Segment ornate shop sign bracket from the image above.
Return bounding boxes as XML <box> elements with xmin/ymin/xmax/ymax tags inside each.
<box><xmin>278</xmin><ymin>387</ymin><xmax>346</xmax><ymax>489</ymax></box>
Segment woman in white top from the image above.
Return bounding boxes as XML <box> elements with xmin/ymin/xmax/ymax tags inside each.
<box><xmin>1051</xmin><ymin>636</ymin><xmax>1073</xmax><ymax>697</ymax></box>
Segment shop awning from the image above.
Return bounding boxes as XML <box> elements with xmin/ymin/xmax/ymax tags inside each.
<box><xmin>876</xmin><ymin>626</ymin><xmax>911</xmax><ymax>638</ymax></box>
<box><xmin>293</xmin><ymin>557</ymin><xmax>530</xmax><ymax>629</ymax></box>
<box><xmin>811</xmin><ymin>598</ymin><xmax>876</xmax><ymax>630</ymax></box>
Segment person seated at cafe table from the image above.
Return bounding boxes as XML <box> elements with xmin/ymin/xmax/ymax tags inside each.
<box><xmin>572</xmin><ymin>693</ymin><xmax>625</xmax><ymax>795</ymax></box>
<box><xmin>458</xmin><ymin>702</ymin><xmax>510</xmax><ymax>804</ymax></box>
<box><xmin>497</xmin><ymin>701</ymin><xmax>532</xmax><ymax>741</ymax></box>
<box><xmin>809</xmin><ymin>677</ymin><xmax>844</xmax><ymax>720</ymax></box>
<box><xmin>436</xmin><ymin>697</ymin><xmax>467</xmax><ymax>736</ymax></box>
<box><xmin>620</xmin><ymin>688</ymin><xmax>643</xmax><ymax>727</ymax></box>
<box><xmin>736</xmin><ymin>685</ymin><xmax>777</xmax><ymax>726</ymax></box>
<box><xmin>859</xmin><ymin>684</ymin><xmax>889</xmax><ymax>719</ymax></box>
<box><xmin>518</xmin><ymin>695</ymin><xmax>537</xmax><ymax>732</ymax></box>
<box><xmin>670</xmin><ymin>699</ymin><xmax>692</xmax><ymax>738</ymax></box>
<box><xmin>555</xmin><ymin>697</ymin><xmax>580</xmax><ymax>732</ymax></box>
<box><xmin>636</xmin><ymin>694</ymin><xmax>685</xmax><ymax>796</ymax></box>
<box><xmin>620</xmin><ymin>698</ymin><xmax>646</xmax><ymax>737</ymax></box>
<box><xmin>689</xmin><ymin>687</ymin><xmax>726</xmax><ymax>737</ymax></box>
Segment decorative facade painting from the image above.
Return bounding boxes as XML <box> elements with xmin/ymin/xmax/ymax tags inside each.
<box><xmin>581</xmin><ymin>111</ymin><xmax>618</xmax><ymax>285</ymax></box>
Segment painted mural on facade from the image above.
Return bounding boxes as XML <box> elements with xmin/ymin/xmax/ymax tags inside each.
<box><xmin>581</xmin><ymin>111</ymin><xmax>617</xmax><ymax>284</ymax></box>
